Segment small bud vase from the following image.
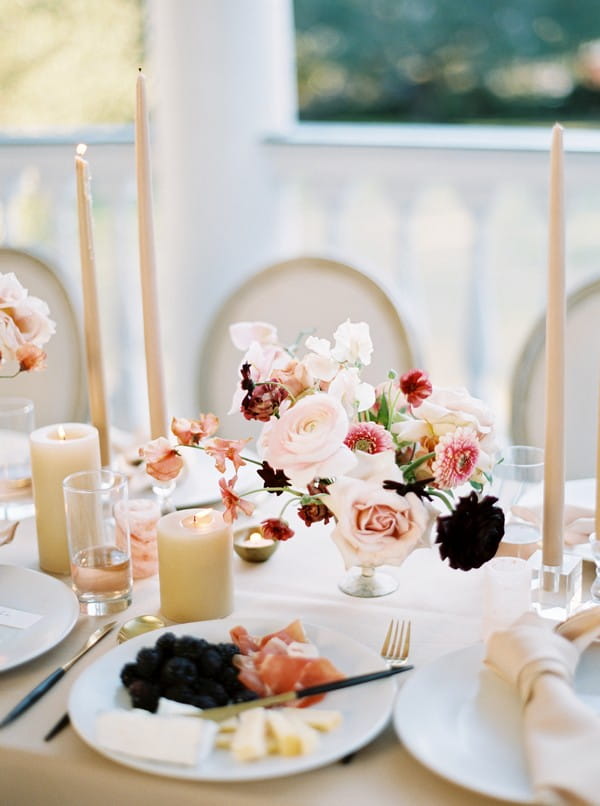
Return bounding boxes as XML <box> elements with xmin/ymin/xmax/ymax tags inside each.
<box><xmin>338</xmin><ymin>564</ymin><xmax>398</xmax><ymax>598</ymax></box>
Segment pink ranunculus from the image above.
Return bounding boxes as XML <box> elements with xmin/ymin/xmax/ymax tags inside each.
<box><xmin>140</xmin><ymin>437</ymin><xmax>184</xmax><ymax>482</ymax></box>
<box><xmin>16</xmin><ymin>343</ymin><xmax>47</xmax><ymax>372</ymax></box>
<box><xmin>324</xmin><ymin>476</ymin><xmax>429</xmax><ymax>568</ymax></box>
<box><xmin>432</xmin><ymin>426</ymin><xmax>480</xmax><ymax>489</ymax></box>
<box><xmin>0</xmin><ymin>272</ymin><xmax>28</xmax><ymax>309</ymax></box>
<box><xmin>229</xmin><ymin>321</ymin><xmax>278</xmax><ymax>351</ymax></box>
<box><xmin>259</xmin><ymin>393</ymin><xmax>357</xmax><ymax>487</ymax></box>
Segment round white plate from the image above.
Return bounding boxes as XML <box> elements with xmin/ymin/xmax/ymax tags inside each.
<box><xmin>69</xmin><ymin>618</ymin><xmax>395</xmax><ymax>782</ymax></box>
<box><xmin>394</xmin><ymin>641</ymin><xmax>600</xmax><ymax>803</ymax></box>
<box><xmin>0</xmin><ymin>565</ymin><xmax>79</xmax><ymax>672</ymax></box>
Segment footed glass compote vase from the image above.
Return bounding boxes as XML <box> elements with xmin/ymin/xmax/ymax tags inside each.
<box><xmin>338</xmin><ymin>565</ymin><xmax>398</xmax><ymax>598</ymax></box>
<box><xmin>152</xmin><ymin>478</ymin><xmax>176</xmax><ymax>515</ymax></box>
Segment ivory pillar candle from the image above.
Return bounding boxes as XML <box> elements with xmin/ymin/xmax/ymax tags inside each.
<box><xmin>157</xmin><ymin>508</ymin><xmax>233</xmax><ymax>622</ymax></box>
<box><xmin>542</xmin><ymin>123</ymin><xmax>566</xmax><ymax>572</ymax></box>
<box><xmin>30</xmin><ymin>423</ymin><xmax>101</xmax><ymax>574</ymax></box>
<box><xmin>135</xmin><ymin>70</ymin><xmax>168</xmax><ymax>440</ymax></box>
<box><xmin>75</xmin><ymin>145</ymin><xmax>111</xmax><ymax>467</ymax></box>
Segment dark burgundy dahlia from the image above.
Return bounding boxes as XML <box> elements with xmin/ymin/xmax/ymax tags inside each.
<box><xmin>435</xmin><ymin>492</ymin><xmax>504</xmax><ymax>571</ymax></box>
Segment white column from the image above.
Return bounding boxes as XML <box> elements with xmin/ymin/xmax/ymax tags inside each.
<box><xmin>147</xmin><ymin>0</ymin><xmax>297</xmax><ymax>418</ymax></box>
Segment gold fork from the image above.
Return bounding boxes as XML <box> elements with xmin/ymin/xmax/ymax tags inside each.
<box><xmin>380</xmin><ymin>619</ymin><xmax>411</xmax><ymax>668</ymax></box>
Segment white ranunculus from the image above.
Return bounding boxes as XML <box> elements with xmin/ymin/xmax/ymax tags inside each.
<box><xmin>348</xmin><ymin>449</ymin><xmax>403</xmax><ymax>484</ymax></box>
<box><xmin>12</xmin><ymin>296</ymin><xmax>56</xmax><ymax>346</ymax></box>
<box><xmin>331</xmin><ymin>320</ymin><xmax>373</xmax><ymax>366</ymax></box>
<box><xmin>229</xmin><ymin>321</ymin><xmax>278</xmax><ymax>351</ymax></box>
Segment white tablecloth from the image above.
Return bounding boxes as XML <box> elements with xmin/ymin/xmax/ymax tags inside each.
<box><xmin>0</xmin><ymin>480</ymin><xmax>595</xmax><ymax>806</ymax></box>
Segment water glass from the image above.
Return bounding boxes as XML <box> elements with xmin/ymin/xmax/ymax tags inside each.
<box><xmin>482</xmin><ymin>556</ymin><xmax>532</xmax><ymax>639</ymax></box>
<box><xmin>0</xmin><ymin>397</ymin><xmax>34</xmax><ymax>515</ymax></box>
<box><xmin>492</xmin><ymin>445</ymin><xmax>544</xmax><ymax>559</ymax></box>
<box><xmin>63</xmin><ymin>470</ymin><xmax>132</xmax><ymax>615</ymax></box>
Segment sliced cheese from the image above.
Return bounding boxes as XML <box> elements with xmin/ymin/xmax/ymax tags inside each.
<box><xmin>156</xmin><ymin>698</ymin><xmax>202</xmax><ymax>718</ymax></box>
<box><xmin>265</xmin><ymin>710</ymin><xmax>302</xmax><ymax>756</ymax></box>
<box><xmin>230</xmin><ymin>708</ymin><xmax>268</xmax><ymax>762</ymax></box>
<box><xmin>96</xmin><ymin>709</ymin><xmax>216</xmax><ymax>767</ymax></box>
<box><xmin>288</xmin><ymin>708</ymin><xmax>342</xmax><ymax>732</ymax></box>
<box><xmin>284</xmin><ymin>712</ymin><xmax>320</xmax><ymax>755</ymax></box>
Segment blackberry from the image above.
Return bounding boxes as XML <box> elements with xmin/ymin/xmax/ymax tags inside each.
<box><xmin>120</xmin><ymin>662</ymin><xmax>141</xmax><ymax>689</ymax></box>
<box><xmin>217</xmin><ymin>642</ymin><xmax>240</xmax><ymax>661</ymax></box>
<box><xmin>196</xmin><ymin>647</ymin><xmax>223</xmax><ymax>678</ymax></box>
<box><xmin>155</xmin><ymin>631</ymin><xmax>177</xmax><ymax>659</ymax></box>
<box><xmin>174</xmin><ymin>635</ymin><xmax>208</xmax><ymax>661</ymax></box>
<box><xmin>160</xmin><ymin>656</ymin><xmax>198</xmax><ymax>688</ymax></box>
<box><xmin>190</xmin><ymin>694</ymin><xmax>218</xmax><ymax>710</ymax></box>
<box><xmin>135</xmin><ymin>647</ymin><xmax>162</xmax><ymax>681</ymax></box>
<box><xmin>194</xmin><ymin>679</ymin><xmax>229</xmax><ymax>706</ymax></box>
<box><xmin>128</xmin><ymin>679</ymin><xmax>160</xmax><ymax>712</ymax></box>
<box><xmin>163</xmin><ymin>684</ymin><xmax>196</xmax><ymax>705</ymax></box>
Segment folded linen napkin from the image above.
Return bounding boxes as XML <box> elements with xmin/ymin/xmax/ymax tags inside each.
<box><xmin>484</xmin><ymin>607</ymin><xmax>600</xmax><ymax>806</ymax></box>
<box><xmin>510</xmin><ymin>504</ymin><xmax>595</xmax><ymax>546</ymax></box>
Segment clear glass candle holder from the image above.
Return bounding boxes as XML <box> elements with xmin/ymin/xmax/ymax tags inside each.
<box><xmin>0</xmin><ymin>397</ymin><xmax>34</xmax><ymax>517</ymax></box>
<box><xmin>492</xmin><ymin>445</ymin><xmax>544</xmax><ymax>559</ymax></box>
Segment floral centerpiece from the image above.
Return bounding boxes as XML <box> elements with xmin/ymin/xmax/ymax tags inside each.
<box><xmin>0</xmin><ymin>272</ymin><xmax>55</xmax><ymax>376</ymax></box>
<box><xmin>142</xmin><ymin>320</ymin><xmax>505</xmax><ymax>596</ymax></box>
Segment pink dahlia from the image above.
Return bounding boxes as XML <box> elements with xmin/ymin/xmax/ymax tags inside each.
<box><xmin>432</xmin><ymin>426</ymin><xmax>480</xmax><ymax>489</ymax></box>
<box><xmin>344</xmin><ymin>422</ymin><xmax>394</xmax><ymax>454</ymax></box>
<box><xmin>400</xmin><ymin>369</ymin><xmax>432</xmax><ymax>407</ymax></box>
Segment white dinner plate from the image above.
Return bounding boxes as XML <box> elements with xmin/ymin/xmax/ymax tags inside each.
<box><xmin>69</xmin><ymin>618</ymin><xmax>395</xmax><ymax>782</ymax></box>
<box><xmin>0</xmin><ymin>565</ymin><xmax>79</xmax><ymax>672</ymax></box>
<box><xmin>393</xmin><ymin>641</ymin><xmax>600</xmax><ymax>803</ymax></box>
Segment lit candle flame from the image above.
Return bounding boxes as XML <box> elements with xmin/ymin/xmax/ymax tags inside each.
<box><xmin>57</xmin><ymin>425</ymin><xmax>67</xmax><ymax>440</ymax></box>
<box><xmin>76</xmin><ymin>143</ymin><xmax>87</xmax><ymax>157</ymax></box>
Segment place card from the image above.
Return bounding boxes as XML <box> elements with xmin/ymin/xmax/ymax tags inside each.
<box><xmin>0</xmin><ymin>604</ymin><xmax>42</xmax><ymax>630</ymax></box>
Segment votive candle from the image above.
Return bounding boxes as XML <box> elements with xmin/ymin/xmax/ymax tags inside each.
<box><xmin>157</xmin><ymin>508</ymin><xmax>233</xmax><ymax>622</ymax></box>
<box><xmin>30</xmin><ymin>423</ymin><xmax>101</xmax><ymax>574</ymax></box>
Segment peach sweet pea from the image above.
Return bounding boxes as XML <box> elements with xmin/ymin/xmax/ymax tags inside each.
<box><xmin>259</xmin><ymin>393</ymin><xmax>357</xmax><ymax>487</ymax></box>
<box><xmin>325</xmin><ymin>477</ymin><xmax>429</xmax><ymax>568</ymax></box>
<box><xmin>140</xmin><ymin>437</ymin><xmax>184</xmax><ymax>482</ymax></box>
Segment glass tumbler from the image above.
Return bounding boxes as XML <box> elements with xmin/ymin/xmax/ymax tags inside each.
<box><xmin>63</xmin><ymin>469</ymin><xmax>132</xmax><ymax>615</ymax></box>
<box><xmin>492</xmin><ymin>445</ymin><xmax>544</xmax><ymax>559</ymax></box>
<box><xmin>0</xmin><ymin>397</ymin><xmax>34</xmax><ymax>516</ymax></box>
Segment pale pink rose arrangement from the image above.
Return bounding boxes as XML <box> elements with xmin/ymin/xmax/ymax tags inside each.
<box><xmin>0</xmin><ymin>272</ymin><xmax>55</xmax><ymax>376</ymax></box>
<box><xmin>142</xmin><ymin>320</ymin><xmax>506</xmax><ymax>572</ymax></box>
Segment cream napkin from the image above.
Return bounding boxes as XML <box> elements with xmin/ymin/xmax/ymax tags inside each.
<box><xmin>510</xmin><ymin>504</ymin><xmax>595</xmax><ymax>545</ymax></box>
<box><xmin>484</xmin><ymin>607</ymin><xmax>600</xmax><ymax>806</ymax></box>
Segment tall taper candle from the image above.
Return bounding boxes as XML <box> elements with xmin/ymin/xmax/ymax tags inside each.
<box><xmin>135</xmin><ymin>69</ymin><xmax>168</xmax><ymax>440</ymax></box>
<box><xmin>75</xmin><ymin>145</ymin><xmax>111</xmax><ymax>467</ymax></box>
<box><xmin>596</xmin><ymin>379</ymin><xmax>600</xmax><ymax>541</ymax></box>
<box><xmin>542</xmin><ymin>123</ymin><xmax>565</xmax><ymax>572</ymax></box>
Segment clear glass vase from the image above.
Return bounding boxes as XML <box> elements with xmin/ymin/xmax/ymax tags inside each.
<box><xmin>338</xmin><ymin>564</ymin><xmax>398</xmax><ymax>598</ymax></box>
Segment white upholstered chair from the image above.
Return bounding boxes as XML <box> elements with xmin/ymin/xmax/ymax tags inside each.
<box><xmin>510</xmin><ymin>277</ymin><xmax>600</xmax><ymax>479</ymax></box>
<box><xmin>0</xmin><ymin>247</ymin><xmax>86</xmax><ymax>426</ymax></box>
<box><xmin>197</xmin><ymin>255</ymin><xmax>422</xmax><ymax>439</ymax></box>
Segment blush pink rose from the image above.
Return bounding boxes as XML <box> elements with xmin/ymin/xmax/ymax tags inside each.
<box><xmin>259</xmin><ymin>393</ymin><xmax>356</xmax><ymax>487</ymax></box>
<box><xmin>324</xmin><ymin>477</ymin><xmax>429</xmax><ymax>568</ymax></box>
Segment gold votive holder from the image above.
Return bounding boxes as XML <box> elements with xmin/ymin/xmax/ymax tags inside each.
<box><xmin>233</xmin><ymin>525</ymin><xmax>278</xmax><ymax>563</ymax></box>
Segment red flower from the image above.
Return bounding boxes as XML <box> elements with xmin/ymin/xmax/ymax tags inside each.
<box><xmin>399</xmin><ymin>369</ymin><xmax>432</xmax><ymax>407</ymax></box>
<box><xmin>219</xmin><ymin>476</ymin><xmax>255</xmax><ymax>523</ymax></box>
<box><xmin>261</xmin><ymin>518</ymin><xmax>294</xmax><ymax>541</ymax></box>
<box><xmin>241</xmin><ymin>382</ymin><xmax>288</xmax><ymax>422</ymax></box>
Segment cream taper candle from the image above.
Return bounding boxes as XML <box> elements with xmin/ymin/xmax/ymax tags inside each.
<box><xmin>157</xmin><ymin>508</ymin><xmax>233</xmax><ymax>622</ymax></box>
<box><xmin>135</xmin><ymin>69</ymin><xmax>168</xmax><ymax>440</ymax></box>
<box><xmin>75</xmin><ymin>144</ymin><xmax>111</xmax><ymax>467</ymax></box>
<box><xmin>30</xmin><ymin>423</ymin><xmax>101</xmax><ymax>574</ymax></box>
<box><xmin>542</xmin><ymin>123</ymin><xmax>566</xmax><ymax>571</ymax></box>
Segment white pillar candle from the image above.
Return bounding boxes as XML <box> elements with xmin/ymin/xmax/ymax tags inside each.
<box><xmin>542</xmin><ymin>123</ymin><xmax>566</xmax><ymax>571</ymax></box>
<box><xmin>30</xmin><ymin>423</ymin><xmax>101</xmax><ymax>574</ymax></box>
<box><xmin>157</xmin><ymin>508</ymin><xmax>233</xmax><ymax>622</ymax></box>
<box><xmin>75</xmin><ymin>145</ymin><xmax>111</xmax><ymax>467</ymax></box>
<box><xmin>135</xmin><ymin>70</ymin><xmax>168</xmax><ymax>440</ymax></box>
